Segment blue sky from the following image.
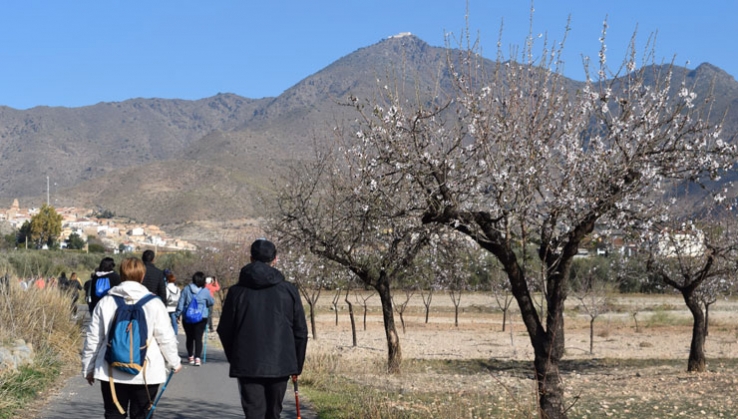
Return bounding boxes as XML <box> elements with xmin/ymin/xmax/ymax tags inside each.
<box><xmin>0</xmin><ymin>1</ymin><xmax>735</xmax><ymax>110</ymax></box>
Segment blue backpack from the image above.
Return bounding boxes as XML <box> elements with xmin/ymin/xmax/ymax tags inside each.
<box><xmin>183</xmin><ymin>288</ymin><xmax>204</xmax><ymax>324</ymax></box>
<box><xmin>105</xmin><ymin>294</ymin><xmax>156</xmax><ymax>375</ymax></box>
<box><xmin>95</xmin><ymin>276</ymin><xmax>111</xmax><ymax>298</ymax></box>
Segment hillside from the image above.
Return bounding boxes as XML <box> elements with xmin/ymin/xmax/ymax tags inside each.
<box><xmin>0</xmin><ymin>35</ymin><xmax>736</xmax><ymax>237</ymax></box>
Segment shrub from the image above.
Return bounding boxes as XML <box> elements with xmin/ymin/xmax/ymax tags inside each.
<box><xmin>0</xmin><ymin>281</ymin><xmax>80</xmax><ymax>417</ymax></box>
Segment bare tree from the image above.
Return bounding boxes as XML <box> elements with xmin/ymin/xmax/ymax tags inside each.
<box><xmin>489</xmin><ymin>265</ymin><xmax>515</xmax><ymax>332</ymax></box>
<box><xmin>392</xmin><ymin>287</ymin><xmax>414</xmax><ymax>334</ymax></box>
<box><xmin>179</xmin><ymin>238</ymin><xmax>253</xmax><ymax>300</ymax></box>
<box><xmin>695</xmin><ymin>273</ymin><xmax>735</xmax><ymax>337</ymax></box>
<box><xmin>344</xmin><ymin>285</ymin><xmax>358</xmax><ymax>346</ymax></box>
<box><xmin>571</xmin><ymin>258</ymin><xmax>613</xmax><ymax>354</ymax></box>
<box><xmin>354</xmin><ymin>289</ymin><xmax>376</xmax><ymax>331</ymax></box>
<box><xmin>280</xmin><ymin>249</ymin><xmax>328</xmax><ymax>340</ymax></box>
<box><xmin>448</xmin><ymin>286</ymin><xmax>463</xmax><ymax>328</ymax></box>
<box><xmin>339</xmin><ymin>23</ymin><xmax>735</xmax><ymax>418</ymax></box>
<box><xmin>428</xmin><ymin>233</ymin><xmax>473</xmax><ymax>328</ymax></box>
<box><xmin>419</xmin><ymin>287</ymin><xmax>434</xmax><ymax>324</ymax></box>
<box><xmin>331</xmin><ymin>288</ymin><xmax>341</xmax><ymax>326</ymax></box>
<box><xmin>405</xmin><ymin>246</ymin><xmax>437</xmax><ymax>324</ymax></box>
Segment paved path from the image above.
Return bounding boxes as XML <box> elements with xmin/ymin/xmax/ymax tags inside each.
<box><xmin>37</xmin><ymin>325</ymin><xmax>315</xmax><ymax>418</ymax></box>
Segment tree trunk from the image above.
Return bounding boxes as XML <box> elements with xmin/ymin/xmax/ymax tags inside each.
<box><xmin>345</xmin><ymin>289</ymin><xmax>357</xmax><ymax>347</ymax></box>
<box><xmin>704</xmin><ymin>302</ymin><xmax>712</xmax><ymax>337</ymax></box>
<box><xmin>683</xmin><ymin>292</ymin><xmax>707</xmax><ymax>372</ymax></box>
<box><xmin>632</xmin><ymin>312</ymin><xmax>639</xmax><ymax>333</ymax></box>
<box><xmin>502</xmin><ymin>308</ymin><xmax>507</xmax><ymax>332</ymax></box>
<box><xmin>422</xmin><ymin>289</ymin><xmax>432</xmax><ymax>324</ymax></box>
<box><xmin>589</xmin><ymin>317</ymin><xmax>595</xmax><ymax>355</ymax></box>
<box><xmin>506</xmin><ymin>255</ymin><xmax>568</xmax><ymax>419</ymax></box>
<box><xmin>363</xmin><ymin>306</ymin><xmax>368</xmax><ymax>331</ymax></box>
<box><xmin>332</xmin><ymin>289</ymin><xmax>340</xmax><ymax>326</ymax></box>
<box><xmin>533</xmin><ymin>349</ymin><xmax>567</xmax><ymax>419</ymax></box>
<box><xmin>307</xmin><ymin>301</ymin><xmax>317</xmax><ymax>340</ymax></box>
<box><xmin>376</xmin><ymin>276</ymin><xmax>402</xmax><ymax>373</ymax></box>
<box><xmin>534</xmin><ymin>294</ymin><xmax>568</xmax><ymax>419</ymax></box>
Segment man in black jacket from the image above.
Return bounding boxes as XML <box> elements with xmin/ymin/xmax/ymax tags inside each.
<box><xmin>217</xmin><ymin>239</ymin><xmax>308</xmax><ymax>419</ymax></box>
<box><xmin>142</xmin><ymin>249</ymin><xmax>167</xmax><ymax>303</ymax></box>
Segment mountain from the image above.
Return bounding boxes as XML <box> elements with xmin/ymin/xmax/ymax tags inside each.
<box><xmin>0</xmin><ymin>35</ymin><xmax>736</xmax><ymax>238</ymax></box>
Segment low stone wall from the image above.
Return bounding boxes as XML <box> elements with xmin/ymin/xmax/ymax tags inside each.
<box><xmin>0</xmin><ymin>339</ymin><xmax>34</xmax><ymax>373</ymax></box>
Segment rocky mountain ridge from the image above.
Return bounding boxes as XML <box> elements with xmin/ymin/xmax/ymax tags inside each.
<box><xmin>0</xmin><ymin>35</ymin><xmax>735</xmax><ymax>236</ymax></box>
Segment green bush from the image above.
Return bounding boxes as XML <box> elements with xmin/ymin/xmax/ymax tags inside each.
<box><xmin>87</xmin><ymin>243</ymin><xmax>106</xmax><ymax>253</ymax></box>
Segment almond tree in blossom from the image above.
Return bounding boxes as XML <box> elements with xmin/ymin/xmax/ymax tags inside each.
<box><xmin>271</xmin><ymin>145</ymin><xmax>433</xmax><ymax>373</ymax></box>
<box><xmin>647</xmin><ymin>215</ymin><xmax>738</xmax><ymax>372</ymax></box>
<box><xmin>339</xmin><ymin>25</ymin><xmax>735</xmax><ymax>418</ymax></box>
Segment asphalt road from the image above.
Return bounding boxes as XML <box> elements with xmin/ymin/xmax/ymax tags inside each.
<box><xmin>36</xmin><ymin>315</ymin><xmax>315</xmax><ymax>419</ymax></box>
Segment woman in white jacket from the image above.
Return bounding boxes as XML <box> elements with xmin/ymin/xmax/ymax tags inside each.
<box><xmin>164</xmin><ymin>269</ymin><xmax>181</xmax><ymax>336</ymax></box>
<box><xmin>81</xmin><ymin>257</ymin><xmax>182</xmax><ymax>419</ymax></box>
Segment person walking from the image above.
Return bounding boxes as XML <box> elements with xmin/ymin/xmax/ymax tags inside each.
<box><xmin>204</xmin><ymin>276</ymin><xmax>221</xmax><ymax>334</ymax></box>
<box><xmin>164</xmin><ymin>269</ymin><xmax>181</xmax><ymax>337</ymax></box>
<box><xmin>175</xmin><ymin>271</ymin><xmax>214</xmax><ymax>367</ymax></box>
<box><xmin>67</xmin><ymin>272</ymin><xmax>83</xmax><ymax>318</ymax></box>
<box><xmin>141</xmin><ymin>250</ymin><xmax>167</xmax><ymax>303</ymax></box>
<box><xmin>217</xmin><ymin>239</ymin><xmax>308</xmax><ymax>419</ymax></box>
<box><xmin>87</xmin><ymin>257</ymin><xmax>121</xmax><ymax>314</ymax></box>
<box><xmin>58</xmin><ymin>272</ymin><xmax>70</xmax><ymax>291</ymax></box>
<box><xmin>81</xmin><ymin>257</ymin><xmax>181</xmax><ymax>419</ymax></box>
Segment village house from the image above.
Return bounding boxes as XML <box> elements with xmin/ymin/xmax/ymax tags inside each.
<box><xmin>657</xmin><ymin>228</ymin><xmax>705</xmax><ymax>258</ymax></box>
<box><xmin>1</xmin><ymin>200</ymin><xmax>197</xmax><ymax>252</ymax></box>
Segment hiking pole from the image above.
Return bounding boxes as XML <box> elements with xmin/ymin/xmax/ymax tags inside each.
<box><xmin>292</xmin><ymin>375</ymin><xmax>301</xmax><ymax>419</ymax></box>
<box><xmin>146</xmin><ymin>369</ymin><xmax>174</xmax><ymax>419</ymax></box>
<box><xmin>202</xmin><ymin>323</ymin><xmax>208</xmax><ymax>363</ymax></box>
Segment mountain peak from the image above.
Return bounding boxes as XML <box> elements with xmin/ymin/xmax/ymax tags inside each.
<box><xmin>691</xmin><ymin>62</ymin><xmax>736</xmax><ymax>82</ymax></box>
<box><xmin>387</xmin><ymin>32</ymin><xmax>413</xmax><ymax>39</ymax></box>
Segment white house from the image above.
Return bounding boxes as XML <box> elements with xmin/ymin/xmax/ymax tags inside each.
<box><xmin>657</xmin><ymin>228</ymin><xmax>705</xmax><ymax>258</ymax></box>
<box><xmin>128</xmin><ymin>227</ymin><xmax>145</xmax><ymax>236</ymax></box>
<box><xmin>146</xmin><ymin>235</ymin><xmax>166</xmax><ymax>247</ymax></box>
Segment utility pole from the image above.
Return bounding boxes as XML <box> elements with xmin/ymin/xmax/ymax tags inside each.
<box><xmin>46</xmin><ymin>176</ymin><xmax>50</xmax><ymax>206</ymax></box>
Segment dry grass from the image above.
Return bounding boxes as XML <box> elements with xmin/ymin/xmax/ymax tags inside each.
<box><xmin>299</xmin><ymin>291</ymin><xmax>738</xmax><ymax>419</ymax></box>
<box><xmin>0</xmin><ymin>280</ymin><xmax>81</xmax><ymax>418</ymax></box>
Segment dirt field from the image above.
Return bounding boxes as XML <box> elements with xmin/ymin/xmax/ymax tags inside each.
<box><xmin>304</xmin><ymin>291</ymin><xmax>738</xmax><ymax>418</ymax></box>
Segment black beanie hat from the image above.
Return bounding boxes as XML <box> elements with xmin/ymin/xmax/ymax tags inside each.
<box><xmin>251</xmin><ymin>239</ymin><xmax>277</xmax><ymax>263</ymax></box>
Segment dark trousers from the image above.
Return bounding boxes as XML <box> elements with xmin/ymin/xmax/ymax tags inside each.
<box><xmin>100</xmin><ymin>380</ymin><xmax>159</xmax><ymax>419</ymax></box>
<box><xmin>207</xmin><ymin>311</ymin><xmax>214</xmax><ymax>331</ymax></box>
<box><xmin>237</xmin><ymin>377</ymin><xmax>288</xmax><ymax>419</ymax></box>
<box><xmin>183</xmin><ymin>319</ymin><xmax>207</xmax><ymax>358</ymax></box>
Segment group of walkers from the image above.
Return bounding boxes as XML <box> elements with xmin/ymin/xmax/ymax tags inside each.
<box><xmin>80</xmin><ymin>239</ymin><xmax>309</xmax><ymax>419</ymax></box>
<box><xmin>13</xmin><ymin>272</ymin><xmax>85</xmax><ymax>317</ymax></box>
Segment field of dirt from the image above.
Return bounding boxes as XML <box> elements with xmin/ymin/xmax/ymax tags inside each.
<box><xmin>304</xmin><ymin>292</ymin><xmax>738</xmax><ymax>418</ymax></box>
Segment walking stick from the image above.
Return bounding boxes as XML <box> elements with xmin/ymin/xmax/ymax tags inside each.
<box><xmin>202</xmin><ymin>323</ymin><xmax>208</xmax><ymax>363</ymax></box>
<box><xmin>292</xmin><ymin>375</ymin><xmax>302</xmax><ymax>419</ymax></box>
<box><xmin>146</xmin><ymin>369</ymin><xmax>175</xmax><ymax>419</ymax></box>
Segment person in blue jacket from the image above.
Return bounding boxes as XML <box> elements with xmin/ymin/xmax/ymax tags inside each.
<box><xmin>175</xmin><ymin>271</ymin><xmax>214</xmax><ymax>367</ymax></box>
